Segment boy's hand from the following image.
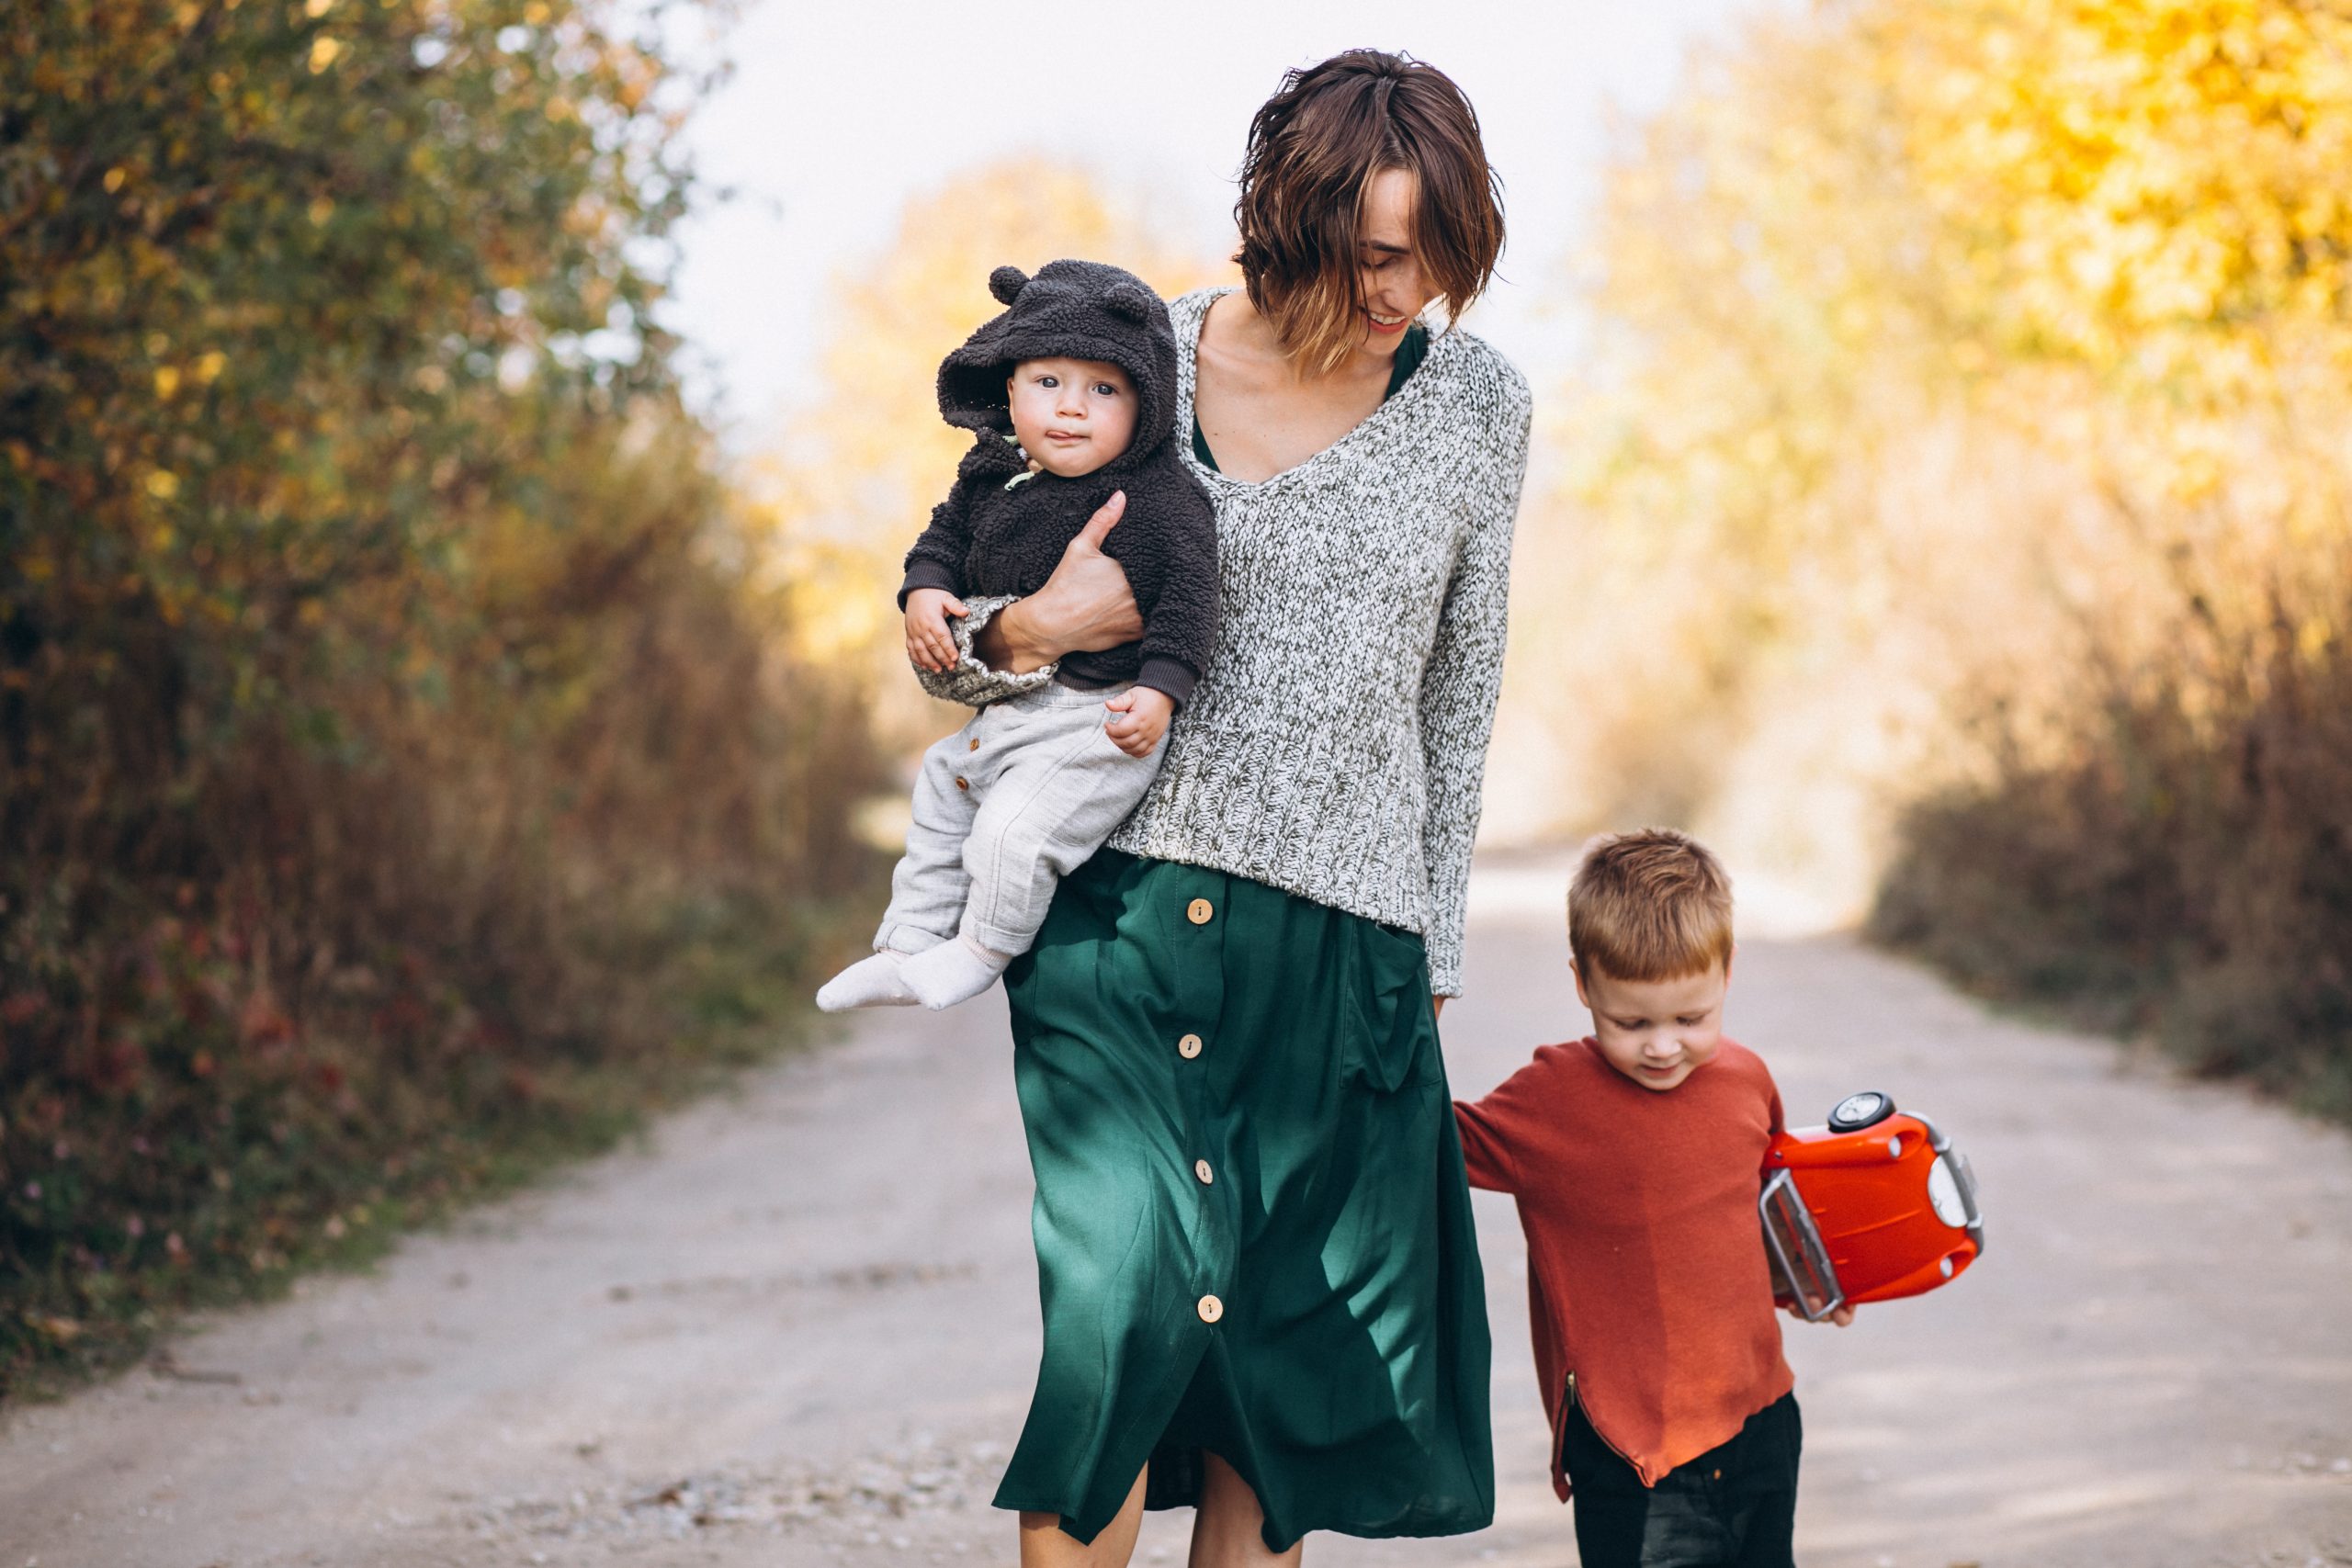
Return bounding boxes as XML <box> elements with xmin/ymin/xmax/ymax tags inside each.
<box><xmin>1103</xmin><ymin>686</ymin><xmax>1174</xmax><ymax>758</ymax></box>
<box><xmin>1783</xmin><ymin>1302</ymin><xmax>1857</xmax><ymax>1326</ymax></box>
<box><xmin>905</xmin><ymin>587</ymin><xmax>968</xmax><ymax>673</ymax></box>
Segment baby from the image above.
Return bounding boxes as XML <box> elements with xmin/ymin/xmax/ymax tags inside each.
<box><xmin>816</xmin><ymin>260</ymin><xmax>1217</xmax><ymax>1012</ymax></box>
<box><xmin>1453</xmin><ymin>829</ymin><xmax>1849</xmax><ymax>1568</ymax></box>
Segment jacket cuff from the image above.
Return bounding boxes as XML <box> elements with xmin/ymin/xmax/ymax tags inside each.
<box><xmin>897</xmin><ymin>558</ymin><xmax>962</xmax><ymax>609</ymax></box>
<box><xmin>1135</xmin><ymin>657</ymin><xmax>1198</xmax><ymax>710</ymax></box>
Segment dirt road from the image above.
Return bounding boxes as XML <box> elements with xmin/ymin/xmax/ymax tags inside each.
<box><xmin>5</xmin><ymin>861</ymin><xmax>2350</xmax><ymax>1567</ymax></box>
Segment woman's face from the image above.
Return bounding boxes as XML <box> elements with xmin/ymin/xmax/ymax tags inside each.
<box><xmin>1354</xmin><ymin>167</ymin><xmax>1438</xmax><ymax>357</ymax></box>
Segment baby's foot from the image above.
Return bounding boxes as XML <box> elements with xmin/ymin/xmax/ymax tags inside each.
<box><xmin>816</xmin><ymin>951</ymin><xmax>919</xmax><ymax>1011</ymax></box>
<box><xmin>899</xmin><ymin>935</ymin><xmax>1012</xmax><ymax>1011</ymax></box>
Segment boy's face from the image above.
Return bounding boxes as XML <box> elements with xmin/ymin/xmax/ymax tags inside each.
<box><xmin>1006</xmin><ymin>357</ymin><xmax>1137</xmax><ymax>478</ymax></box>
<box><xmin>1573</xmin><ymin>954</ymin><xmax>1733</xmax><ymax>1093</ymax></box>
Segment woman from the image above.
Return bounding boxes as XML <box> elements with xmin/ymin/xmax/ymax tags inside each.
<box><xmin>928</xmin><ymin>50</ymin><xmax>1532</xmax><ymax>1568</ymax></box>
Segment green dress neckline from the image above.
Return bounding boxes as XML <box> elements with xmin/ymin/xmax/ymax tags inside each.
<box><xmin>1191</xmin><ymin>321</ymin><xmax>1430</xmax><ymax>473</ymax></box>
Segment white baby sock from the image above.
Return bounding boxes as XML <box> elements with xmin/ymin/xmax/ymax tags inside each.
<box><xmin>899</xmin><ymin>934</ymin><xmax>1012</xmax><ymax>1011</ymax></box>
<box><xmin>815</xmin><ymin>950</ymin><xmax>920</xmax><ymax>1011</ymax></box>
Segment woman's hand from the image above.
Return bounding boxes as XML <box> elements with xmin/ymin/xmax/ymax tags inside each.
<box><xmin>903</xmin><ymin>587</ymin><xmax>968</xmax><ymax>673</ymax></box>
<box><xmin>974</xmin><ymin>491</ymin><xmax>1143</xmax><ymax>673</ymax></box>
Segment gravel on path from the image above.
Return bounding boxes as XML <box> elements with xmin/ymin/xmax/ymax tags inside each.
<box><xmin>3</xmin><ymin>861</ymin><xmax>2348</xmax><ymax>1568</ymax></box>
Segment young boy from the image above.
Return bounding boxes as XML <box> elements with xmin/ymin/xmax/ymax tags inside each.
<box><xmin>816</xmin><ymin>260</ymin><xmax>1216</xmax><ymax>1013</ymax></box>
<box><xmin>1453</xmin><ymin>828</ymin><xmax>1849</xmax><ymax>1568</ymax></box>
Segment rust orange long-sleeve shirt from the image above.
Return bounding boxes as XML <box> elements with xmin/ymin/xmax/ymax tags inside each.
<box><xmin>1453</xmin><ymin>1038</ymin><xmax>1792</xmax><ymax>1498</ymax></box>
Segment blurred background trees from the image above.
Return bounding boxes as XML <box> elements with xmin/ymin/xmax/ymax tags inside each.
<box><xmin>10</xmin><ymin>0</ymin><xmax>2352</xmax><ymax>1396</ymax></box>
<box><xmin>1536</xmin><ymin>0</ymin><xmax>2352</xmax><ymax>1110</ymax></box>
<box><xmin>1</xmin><ymin>0</ymin><xmax>885</xmax><ymax>1391</ymax></box>
<box><xmin>741</xmin><ymin>158</ymin><xmax>1223</xmax><ymax>756</ymax></box>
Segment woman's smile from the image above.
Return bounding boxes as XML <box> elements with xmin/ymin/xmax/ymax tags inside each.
<box><xmin>1364</xmin><ymin>308</ymin><xmax>1410</xmax><ymax>335</ymax></box>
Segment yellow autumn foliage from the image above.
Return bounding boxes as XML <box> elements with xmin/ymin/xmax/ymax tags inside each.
<box><xmin>1524</xmin><ymin>0</ymin><xmax>2352</xmax><ymax>917</ymax></box>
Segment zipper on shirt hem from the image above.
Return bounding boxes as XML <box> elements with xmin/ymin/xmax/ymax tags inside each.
<box><xmin>1563</xmin><ymin>1371</ymin><xmax>1643</xmax><ymax>1473</ymax></box>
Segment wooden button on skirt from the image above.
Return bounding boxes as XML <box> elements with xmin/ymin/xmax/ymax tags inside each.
<box><xmin>993</xmin><ymin>849</ymin><xmax>1493</xmax><ymax>1551</ymax></box>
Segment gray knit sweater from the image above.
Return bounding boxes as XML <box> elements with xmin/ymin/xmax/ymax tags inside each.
<box><xmin>921</xmin><ymin>287</ymin><xmax>1531</xmax><ymax>996</ymax></box>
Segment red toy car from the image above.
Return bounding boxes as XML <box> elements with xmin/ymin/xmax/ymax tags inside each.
<box><xmin>1760</xmin><ymin>1090</ymin><xmax>1984</xmax><ymax>1321</ymax></box>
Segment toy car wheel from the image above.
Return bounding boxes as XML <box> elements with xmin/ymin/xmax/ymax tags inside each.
<box><xmin>1827</xmin><ymin>1090</ymin><xmax>1894</xmax><ymax>1132</ymax></box>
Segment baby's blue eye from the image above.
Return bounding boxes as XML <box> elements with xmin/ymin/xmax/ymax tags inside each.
<box><xmin>1037</xmin><ymin>375</ymin><xmax>1057</xmax><ymax>387</ymax></box>
<box><xmin>1092</xmin><ymin>383</ymin><xmax>1120</xmax><ymax>397</ymax></box>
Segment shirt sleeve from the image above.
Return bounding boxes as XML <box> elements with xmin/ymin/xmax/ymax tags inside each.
<box><xmin>1452</xmin><ymin>1050</ymin><xmax>1555</xmax><ymax>1197</ymax></box>
<box><xmin>1418</xmin><ymin>367</ymin><xmax>1532</xmax><ymax>998</ymax></box>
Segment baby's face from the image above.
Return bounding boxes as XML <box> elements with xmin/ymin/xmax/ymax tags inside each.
<box><xmin>1574</xmin><ymin>956</ymin><xmax>1732</xmax><ymax>1093</ymax></box>
<box><xmin>1006</xmin><ymin>357</ymin><xmax>1137</xmax><ymax>478</ymax></box>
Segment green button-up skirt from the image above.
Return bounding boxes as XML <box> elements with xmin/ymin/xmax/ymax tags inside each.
<box><xmin>993</xmin><ymin>849</ymin><xmax>1494</xmax><ymax>1551</ymax></box>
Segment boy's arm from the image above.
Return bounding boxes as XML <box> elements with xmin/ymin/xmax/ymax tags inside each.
<box><xmin>1452</xmin><ymin>1053</ymin><xmax>1558</xmax><ymax>1196</ymax></box>
<box><xmin>902</xmin><ymin>469</ymin><xmax>1062</xmax><ymax>708</ymax></box>
<box><xmin>1125</xmin><ymin>485</ymin><xmax>1218</xmax><ymax>708</ymax></box>
<box><xmin>899</xmin><ymin>470</ymin><xmax>978</xmax><ymax>608</ymax></box>
<box><xmin>1452</xmin><ymin>1100</ymin><xmax>1518</xmax><ymax>1194</ymax></box>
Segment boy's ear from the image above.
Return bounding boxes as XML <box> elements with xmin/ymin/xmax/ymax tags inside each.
<box><xmin>1100</xmin><ymin>279</ymin><xmax>1157</xmax><ymax>323</ymax></box>
<box><xmin>989</xmin><ymin>265</ymin><xmax>1029</xmax><ymax>306</ymax></box>
<box><xmin>1569</xmin><ymin>956</ymin><xmax>1589</xmax><ymax>1010</ymax></box>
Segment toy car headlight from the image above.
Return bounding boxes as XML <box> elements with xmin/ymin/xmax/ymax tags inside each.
<box><xmin>1927</xmin><ymin>1154</ymin><xmax>1967</xmax><ymax>1228</ymax></box>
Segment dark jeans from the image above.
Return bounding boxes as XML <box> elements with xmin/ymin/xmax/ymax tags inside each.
<box><xmin>1559</xmin><ymin>1392</ymin><xmax>1802</xmax><ymax>1568</ymax></box>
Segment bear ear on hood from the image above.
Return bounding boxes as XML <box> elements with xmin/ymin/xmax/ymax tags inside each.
<box><xmin>988</xmin><ymin>265</ymin><xmax>1029</xmax><ymax>306</ymax></box>
<box><xmin>1100</xmin><ymin>279</ymin><xmax>1158</xmax><ymax>324</ymax></box>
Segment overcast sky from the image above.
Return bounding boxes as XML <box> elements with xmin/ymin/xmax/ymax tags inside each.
<box><xmin>663</xmin><ymin>0</ymin><xmax>1778</xmax><ymax>446</ymax></box>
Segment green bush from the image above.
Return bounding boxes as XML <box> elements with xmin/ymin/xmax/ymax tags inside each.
<box><xmin>1</xmin><ymin>0</ymin><xmax>889</xmax><ymax>1395</ymax></box>
<box><xmin>1872</xmin><ymin>616</ymin><xmax>2352</xmax><ymax>1121</ymax></box>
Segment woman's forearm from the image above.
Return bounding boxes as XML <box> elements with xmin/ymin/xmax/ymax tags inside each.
<box><xmin>972</xmin><ymin>599</ymin><xmax>1057</xmax><ymax>674</ymax></box>
<box><xmin>967</xmin><ymin>492</ymin><xmax>1139</xmax><ymax>673</ymax></box>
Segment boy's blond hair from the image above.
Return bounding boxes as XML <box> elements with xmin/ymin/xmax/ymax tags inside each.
<box><xmin>1568</xmin><ymin>829</ymin><xmax>1735</xmax><ymax>983</ymax></box>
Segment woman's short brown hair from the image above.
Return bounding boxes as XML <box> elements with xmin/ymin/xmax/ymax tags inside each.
<box><xmin>1234</xmin><ymin>51</ymin><xmax>1506</xmax><ymax>373</ymax></box>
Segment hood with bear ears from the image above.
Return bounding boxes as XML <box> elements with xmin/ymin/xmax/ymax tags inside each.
<box><xmin>935</xmin><ymin>259</ymin><xmax>1178</xmax><ymax>478</ymax></box>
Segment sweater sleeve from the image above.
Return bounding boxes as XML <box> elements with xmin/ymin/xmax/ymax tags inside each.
<box><xmin>912</xmin><ymin>594</ymin><xmax>1060</xmax><ymax>708</ymax></box>
<box><xmin>1418</xmin><ymin>368</ymin><xmax>1532</xmax><ymax>998</ymax></box>
<box><xmin>1452</xmin><ymin>1049</ymin><xmax>1555</xmax><ymax>1196</ymax></box>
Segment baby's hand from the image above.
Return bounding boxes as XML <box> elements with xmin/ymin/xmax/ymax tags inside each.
<box><xmin>904</xmin><ymin>588</ymin><xmax>968</xmax><ymax>673</ymax></box>
<box><xmin>1103</xmin><ymin>686</ymin><xmax>1174</xmax><ymax>759</ymax></box>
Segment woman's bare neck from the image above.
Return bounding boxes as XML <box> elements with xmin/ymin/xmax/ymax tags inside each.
<box><xmin>1195</xmin><ymin>291</ymin><xmax>1398</xmax><ymax>482</ymax></box>
<box><xmin>1207</xmin><ymin>289</ymin><xmax>1393</xmax><ymax>389</ymax></box>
